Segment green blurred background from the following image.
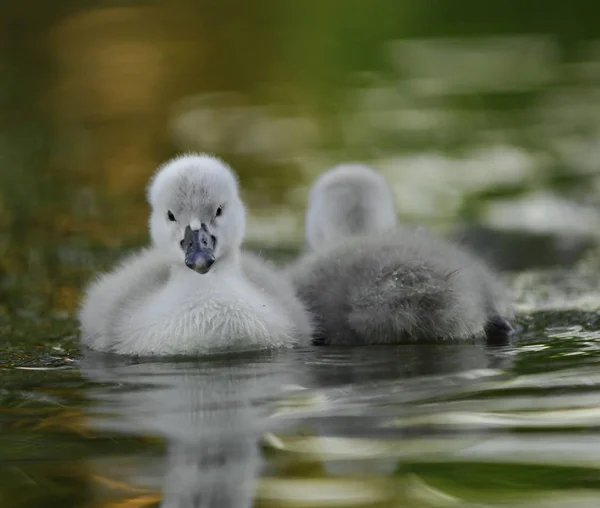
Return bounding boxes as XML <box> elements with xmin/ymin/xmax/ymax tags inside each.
<box><xmin>2</xmin><ymin>0</ymin><xmax>600</xmax><ymax>318</ymax></box>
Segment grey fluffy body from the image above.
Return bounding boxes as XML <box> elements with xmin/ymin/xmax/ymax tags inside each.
<box><xmin>288</xmin><ymin>164</ymin><xmax>514</xmax><ymax>345</ymax></box>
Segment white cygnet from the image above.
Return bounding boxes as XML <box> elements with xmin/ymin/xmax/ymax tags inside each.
<box><xmin>79</xmin><ymin>153</ymin><xmax>313</xmax><ymax>356</ymax></box>
<box><xmin>288</xmin><ymin>164</ymin><xmax>515</xmax><ymax>345</ymax></box>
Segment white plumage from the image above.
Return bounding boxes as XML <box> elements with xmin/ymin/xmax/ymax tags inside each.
<box><xmin>79</xmin><ymin>153</ymin><xmax>313</xmax><ymax>356</ymax></box>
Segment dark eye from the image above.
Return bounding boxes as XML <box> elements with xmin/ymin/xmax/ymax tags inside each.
<box><xmin>215</xmin><ymin>206</ymin><xmax>223</xmax><ymax>217</ymax></box>
<box><xmin>167</xmin><ymin>210</ymin><xmax>176</xmax><ymax>222</ymax></box>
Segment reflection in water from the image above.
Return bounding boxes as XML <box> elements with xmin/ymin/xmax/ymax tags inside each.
<box><xmin>76</xmin><ymin>344</ymin><xmax>512</xmax><ymax>507</ymax></box>
<box><xmin>300</xmin><ymin>344</ymin><xmax>513</xmax><ymax>389</ymax></box>
<box><xmin>4</xmin><ymin>330</ymin><xmax>600</xmax><ymax>506</ymax></box>
<box><xmin>80</xmin><ymin>350</ymin><xmax>299</xmax><ymax>508</ymax></box>
<box><xmin>279</xmin><ymin>345</ymin><xmax>515</xmax><ymax>483</ymax></box>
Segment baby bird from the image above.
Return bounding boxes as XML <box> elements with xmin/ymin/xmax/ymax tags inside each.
<box><xmin>305</xmin><ymin>164</ymin><xmax>398</xmax><ymax>251</ymax></box>
<box><xmin>79</xmin><ymin>154</ymin><xmax>313</xmax><ymax>356</ymax></box>
<box><xmin>287</xmin><ymin>163</ymin><xmax>515</xmax><ymax>345</ymax></box>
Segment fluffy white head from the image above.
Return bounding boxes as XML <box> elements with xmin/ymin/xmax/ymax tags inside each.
<box><xmin>147</xmin><ymin>153</ymin><xmax>246</xmax><ymax>266</ymax></box>
<box><xmin>305</xmin><ymin>163</ymin><xmax>398</xmax><ymax>251</ymax></box>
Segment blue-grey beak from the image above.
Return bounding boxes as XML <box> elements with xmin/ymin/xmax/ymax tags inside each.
<box><xmin>183</xmin><ymin>224</ymin><xmax>216</xmax><ymax>274</ymax></box>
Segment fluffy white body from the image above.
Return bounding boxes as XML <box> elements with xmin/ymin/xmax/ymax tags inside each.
<box><xmin>288</xmin><ymin>163</ymin><xmax>514</xmax><ymax>345</ymax></box>
<box><xmin>79</xmin><ymin>154</ymin><xmax>313</xmax><ymax>356</ymax></box>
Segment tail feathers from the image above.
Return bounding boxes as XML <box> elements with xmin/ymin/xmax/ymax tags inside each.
<box><xmin>347</xmin><ymin>266</ymin><xmax>478</xmax><ymax>343</ymax></box>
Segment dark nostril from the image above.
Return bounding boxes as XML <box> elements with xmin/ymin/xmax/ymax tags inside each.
<box><xmin>180</xmin><ymin>239</ymin><xmax>185</xmax><ymax>248</ymax></box>
<box><xmin>211</xmin><ymin>235</ymin><xmax>216</xmax><ymax>245</ymax></box>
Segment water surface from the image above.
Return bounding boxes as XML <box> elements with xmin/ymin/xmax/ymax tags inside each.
<box><xmin>3</xmin><ymin>309</ymin><xmax>600</xmax><ymax>507</ymax></box>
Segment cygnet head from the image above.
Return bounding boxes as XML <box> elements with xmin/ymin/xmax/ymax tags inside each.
<box><xmin>148</xmin><ymin>154</ymin><xmax>246</xmax><ymax>273</ymax></box>
<box><xmin>305</xmin><ymin>163</ymin><xmax>398</xmax><ymax>251</ymax></box>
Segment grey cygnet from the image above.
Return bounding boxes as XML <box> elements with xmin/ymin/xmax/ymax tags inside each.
<box><xmin>287</xmin><ymin>163</ymin><xmax>515</xmax><ymax>345</ymax></box>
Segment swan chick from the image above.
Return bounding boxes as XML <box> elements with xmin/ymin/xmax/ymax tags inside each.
<box><xmin>289</xmin><ymin>163</ymin><xmax>515</xmax><ymax>345</ymax></box>
<box><xmin>79</xmin><ymin>153</ymin><xmax>313</xmax><ymax>356</ymax></box>
<box><xmin>305</xmin><ymin>163</ymin><xmax>398</xmax><ymax>252</ymax></box>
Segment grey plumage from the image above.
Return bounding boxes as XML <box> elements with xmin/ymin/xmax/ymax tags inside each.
<box><xmin>288</xmin><ymin>164</ymin><xmax>514</xmax><ymax>345</ymax></box>
<box><xmin>304</xmin><ymin>163</ymin><xmax>398</xmax><ymax>251</ymax></box>
<box><xmin>289</xmin><ymin>227</ymin><xmax>513</xmax><ymax>345</ymax></box>
<box><xmin>289</xmin><ymin>228</ymin><xmax>512</xmax><ymax>344</ymax></box>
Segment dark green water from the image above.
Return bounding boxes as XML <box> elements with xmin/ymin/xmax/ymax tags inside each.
<box><xmin>3</xmin><ymin>0</ymin><xmax>600</xmax><ymax>506</ymax></box>
<box><xmin>3</xmin><ymin>309</ymin><xmax>600</xmax><ymax>507</ymax></box>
